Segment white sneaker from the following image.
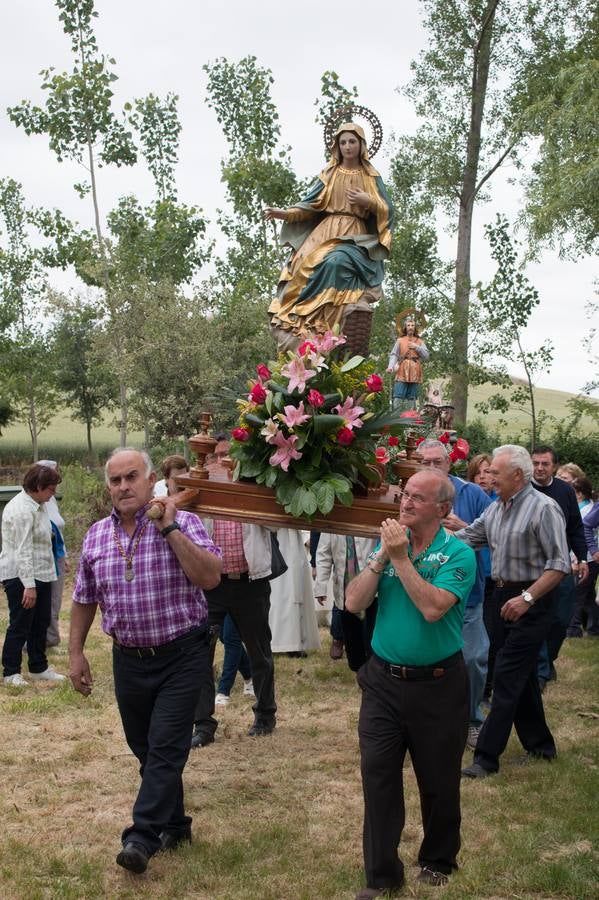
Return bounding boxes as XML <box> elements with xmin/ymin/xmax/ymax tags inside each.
<box><xmin>4</xmin><ymin>673</ymin><xmax>29</xmax><ymax>687</ymax></box>
<box><xmin>215</xmin><ymin>693</ymin><xmax>230</xmax><ymax>706</ymax></box>
<box><xmin>28</xmin><ymin>667</ymin><xmax>66</xmax><ymax>682</ymax></box>
<box><xmin>243</xmin><ymin>679</ymin><xmax>255</xmax><ymax>697</ymax></box>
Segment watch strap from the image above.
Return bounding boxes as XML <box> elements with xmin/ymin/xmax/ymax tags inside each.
<box><xmin>161</xmin><ymin>522</ymin><xmax>181</xmax><ymax>539</ymax></box>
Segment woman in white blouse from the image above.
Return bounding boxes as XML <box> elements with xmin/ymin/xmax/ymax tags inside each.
<box><xmin>0</xmin><ymin>464</ymin><xmax>66</xmax><ymax>686</ymax></box>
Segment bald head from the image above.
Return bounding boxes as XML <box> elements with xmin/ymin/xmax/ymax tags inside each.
<box><xmin>399</xmin><ymin>469</ymin><xmax>454</xmax><ymax>531</ymax></box>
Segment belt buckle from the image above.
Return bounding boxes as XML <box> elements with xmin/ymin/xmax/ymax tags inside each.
<box><xmin>227</xmin><ymin>572</ymin><xmax>241</xmax><ymax>580</ymax></box>
<box><xmin>496</xmin><ymin>578</ymin><xmax>506</xmax><ymax>588</ymax></box>
<box><xmin>137</xmin><ymin>647</ymin><xmax>156</xmax><ymax>658</ymax></box>
<box><xmin>389</xmin><ymin>664</ymin><xmax>408</xmax><ymax>679</ymax></box>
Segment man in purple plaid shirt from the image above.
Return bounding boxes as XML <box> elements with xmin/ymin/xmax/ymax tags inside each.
<box><xmin>69</xmin><ymin>448</ymin><xmax>222</xmax><ymax>875</ymax></box>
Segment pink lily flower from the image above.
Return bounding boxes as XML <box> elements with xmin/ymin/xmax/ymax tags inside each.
<box><xmin>269</xmin><ymin>432</ymin><xmax>303</xmax><ymax>472</ymax></box>
<box><xmin>332</xmin><ymin>396</ymin><xmax>365</xmax><ymax>430</ymax></box>
<box><xmin>281</xmin><ymin>357</ymin><xmax>317</xmax><ymax>394</ymax></box>
<box><xmin>315</xmin><ymin>331</ymin><xmax>347</xmax><ymax>353</ymax></box>
<box><xmin>280</xmin><ymin>401</ymin><xmax>310</xmax><ymax>429</ymax></box>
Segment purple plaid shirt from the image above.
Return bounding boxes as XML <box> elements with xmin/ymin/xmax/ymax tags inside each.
<box><xmin>73</xmin><ymin>506</ymin><xmax>221</xmax><ymax>647</ymax></box>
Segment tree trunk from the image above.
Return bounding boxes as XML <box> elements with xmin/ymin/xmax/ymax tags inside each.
<box><xmin>516</xmin><ymin>332</ymin><xmax>536</xmax><ymax>448</ymax></box>
<box><xmin>451</xmin><ymin>0</ymin><xmax>498</xmax><ymax>424</ymax></box>
<box><xmin>86</xmin><ymin>417</ymin><xmax>93</xmax><ymax>456</ymax></box>
<box><xmin>29</xmin><ymin>392</ymin><xmax>38</xmax><ymax>462</ymax></box>
<box><xmin>119</xmin><ymin>381</ymin><xmax>128</xmax><ymax>448</ymax></box>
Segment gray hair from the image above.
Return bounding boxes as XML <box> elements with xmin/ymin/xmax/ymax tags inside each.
<box><xmin>493</xmin><ymin>444</ymin><xmax>533</xmax><ymax>482</ymax></box>
<box><xmin>436</xmin><ymin>476</ymin><xmax>455</xmax><ymax>505</ymax></box>
<box><xmin>418</xmin><ymin>439</ymin><xmax>450</xmax><ymax>458</ymax></box>
<box><xmin>104</xmin><ymin>448</ymin><xmax>154</xmax><ymax>485</ymax></box>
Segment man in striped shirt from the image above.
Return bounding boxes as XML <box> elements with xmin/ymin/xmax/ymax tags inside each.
<box><xmin>456</xmin><ymin>444</ymin><xmax>570</xmax><ymax>778</ymax></box>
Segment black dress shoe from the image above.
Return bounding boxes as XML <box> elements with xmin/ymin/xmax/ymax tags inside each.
<box><xmin>116</xmin><ymin>841</ymin><xmax>149</xmax><ymax>874</ymax></box>
<box><xmin>461</xmin><ymin>762</ymin><xmax>494</xmax><ymax>779</ymax></box>
<box><xmin>248</xmin><ymin>720</ymin><xmax>275</xmax><ymax>737</ymax></box>
<box><xmin>190</xmin><ymin>727</ymin><xmax>215</xmax><ymax>749</ymax></box>
<box><xmin>160</xmin><ymin>829</ymin><xmax>192</xmax><ymax>851</ymax></box>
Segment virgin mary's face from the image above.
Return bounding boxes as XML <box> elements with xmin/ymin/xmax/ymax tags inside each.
<box><xmin>337</xmin><ymin>131</ymin><xmax>361</xmax><ymax>163</ymax></box>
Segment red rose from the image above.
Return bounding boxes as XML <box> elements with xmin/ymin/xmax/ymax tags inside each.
<box><xmin>337</xmin><ymin>426</ymin><xmax>355</xmax><ymax>446</ymax></box>
<box><xmin>453</xmin><ymin>437</ymin><xmax>470</xmax><ymax>459</ymax></box>
<box><xmin>375</xmin><ymin>447</ymin><xmax>390</xmax><ymax>465</ymax></box>
<box><xmin>365</xmin><ymin>373</ymin><xmax>384</xmax><ymax>392</ymax></box>
<box><xmin>249</xmin><ymin>383</ymin><xmax>267</xmax><ymax>404</ymax></box>
<box><xmin>297</xmin><ymin>340</ymin><xmax>317</xmax><ymax>356</ymax></box>
<box><xmin>415</xmin><ymin>437</ymin><xmax>425</xmax><ymax>447</ymax></box>
<box><xmin>388</xmin><ymin>435</ymin><xmax>399</xmax><ymax>447</ymax></box>
<box><xmin>307</xmin><ymin>389</ymin><xmax>325</xmax><ymax>407</ymax></box>
<box><xmin>256</xmin><ymin>363</ymin><xmax>271</xmax><ymax>381</ymax></box>
<box><xmin>232</xmin><ymin>427</ymin><xmax>250</xmax><ymax>442</ymax></box>
<box><xmin>438</xmin><ymin>431</ymin><xmax>450</xmax><ymax>444</ymax></box>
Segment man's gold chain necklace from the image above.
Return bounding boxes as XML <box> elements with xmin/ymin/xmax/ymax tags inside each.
<box><xmin>112</xmin><ymin>519</ymin><xmax>149</xmax><ymax>582</ymax></box>
<box><xmin>408</xmin><ymin>538</ymin><xmax>435</xmax><ymax>569</ymax></box>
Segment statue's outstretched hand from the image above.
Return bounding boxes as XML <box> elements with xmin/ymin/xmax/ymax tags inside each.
<box><xmin>264</xmin><ymin>207</ymin><xmax>287</xmax><ymax>221</ymax></box>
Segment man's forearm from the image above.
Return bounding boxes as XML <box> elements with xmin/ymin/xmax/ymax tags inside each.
<box><xmin>392</xmin><ymin>556</ymin><xmax>456</xmax><ymax>622</ymax></box>
<box><xmin>345</xmin><ymin>566</ymin><xmax>380</xmax><ymax>613</ymax></box>
<box><xmin>164</xmin><ymin>531</ymin><xmax>222</xmax><ymax>588</ymax></box>
<box><xmin>69</xmin><ymin>601</ymin><xmax>98</xmax><ymax>654</ymax></box>
<box><xmin>528</xmin><ymin>568</ymin><xmax>565</xmax><ymax>601</ymax></box>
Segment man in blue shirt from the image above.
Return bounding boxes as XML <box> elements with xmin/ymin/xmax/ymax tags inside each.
<box><xmin>419</xmin><ymin>441</ymin><xmax>492</xmax><ymax>748</ymax></box>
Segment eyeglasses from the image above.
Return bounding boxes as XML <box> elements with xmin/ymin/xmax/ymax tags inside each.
<box><xmin>399</xmin><ymin>489</ymin><xmax>450</xmax><ymax>506</ymax></box>
<box><xmin>400</xmin><ymin>491</ymin><xmax>436</xmax><ymax>506</ymax></box>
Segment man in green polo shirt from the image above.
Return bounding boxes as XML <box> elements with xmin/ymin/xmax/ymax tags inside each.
<box><xmin>346</xmin><ymin>469</ymin><xmax>476</xmax><ymax>898</ymax></box>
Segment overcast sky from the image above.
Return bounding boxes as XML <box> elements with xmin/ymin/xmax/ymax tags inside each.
<box><xmin>1</xmin><ymin>0</ymin><xmax>596</xmax><ymax>396</ymax></box>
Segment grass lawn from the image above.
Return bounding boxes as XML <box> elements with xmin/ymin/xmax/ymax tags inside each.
<box><xmin>0</xmin><ymin>591</ymin><xmax>597</xmax><ymax>899</ymax></box>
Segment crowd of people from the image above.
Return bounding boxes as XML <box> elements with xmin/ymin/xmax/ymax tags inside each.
<box><xmin>0</xmin><ymin>440</ymin><xmax>597</xmax><ymax>894</ymax></box>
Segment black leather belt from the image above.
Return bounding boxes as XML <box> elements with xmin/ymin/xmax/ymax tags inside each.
<box><xmin>375</xmin><ymin>650</ymin><xmax>461</xmax><ymax>681</ymax></box>
<box><xmin>113</xmin><ymin>626</ymin><xmax>207</xmax><ymax>658</ymax></box>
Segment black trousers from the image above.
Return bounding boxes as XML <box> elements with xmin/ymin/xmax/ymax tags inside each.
<box><xmin>341</xmin><ymin>601</ymin><xmax>378</xmax><ymax>672</ymax></box>
<box><xmin>357</xmin><ymin>653</ymin><xmax>469</xmax><ymax>888</ymax></box>
<box><xmin>194</xmin><ymin>576</ymin><xmax>276</xmax><ymax>735</ymax></box>
<box><xmin>569</xmin><ymin>561</ymin><xmax>599</xmax><ymax>635</ymax></box>
<box><xmin>2</xmin><ymin>578</ymin><xmax>51</xmax><ymax>676</ymax></box>
<box><xmin>113</xmin><ymin>629</ymin><xmax>210</xmax><ymax>855</ymax></box>
<box><xmin>474</xmin><ymin>585</ymin><xmax>557</xmax><ymax>773</ymax></box>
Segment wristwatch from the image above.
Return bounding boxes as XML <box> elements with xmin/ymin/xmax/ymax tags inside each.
<box><xmin>521</xmin><ymin>590</ymin><xmax>534</xmax><ymax>605</ymax></box>
<box><xmin>161</xmin><ymin>522</ymin><xmax>181</xmax><ymax>539</ymax></box>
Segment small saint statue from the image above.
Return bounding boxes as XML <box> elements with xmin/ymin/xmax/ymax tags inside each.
<box><xmin>386</xmin><ymin>311</ymin><xmax>429</xmax><ymax>410</ymax></box>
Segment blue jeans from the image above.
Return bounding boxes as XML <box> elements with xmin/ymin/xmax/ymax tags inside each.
<box><xmin>462</xmin><ymin>602</ymin><xmax>489</xmax><ymax>727</ymax></box>
<box><xmin>217</xmin><ymin>614</ymin><xmax>251</xmax><ymax>695</ymax></box>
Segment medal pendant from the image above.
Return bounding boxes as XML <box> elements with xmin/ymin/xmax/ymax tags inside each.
<box><xmin>124</xmin><ymin>566</ymin><xmax>134</xmax><ymax>582</ymax></box>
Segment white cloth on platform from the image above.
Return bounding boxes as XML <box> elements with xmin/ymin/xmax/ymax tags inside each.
<box><xmin>269</xmin><ymin>529</ymin><xmax>321</xmax><ymax>653</ymax></box>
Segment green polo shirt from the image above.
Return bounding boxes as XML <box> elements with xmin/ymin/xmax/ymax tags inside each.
<box><xmin>371</xmin><ymin>527</ymin><xmax>476</xmax><ymax>666</ymax></box>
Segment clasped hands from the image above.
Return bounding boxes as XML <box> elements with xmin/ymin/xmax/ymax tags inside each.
<box><xmin>380</xmin><ymin>518</ymin><xmax>409</xmax><ymax>565</ymax></box>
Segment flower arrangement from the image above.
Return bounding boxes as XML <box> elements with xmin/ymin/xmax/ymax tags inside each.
<box><xmin>229</xmin><ymin>331</ymin><xmax>411</xmax><ymax>518</ymax></box>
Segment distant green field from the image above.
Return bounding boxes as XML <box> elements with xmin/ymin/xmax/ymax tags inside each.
<box><xmin>468</xmin><ymin>382</ymin><xmax>597</xmax><ymax>436</ymax></box>
<box><xmin>1</xmin><ymin>410</ymin><xmax>145</xmax><ymax>448</ymax></box>
<box><xmin>0</xmin><ymin>382</ymin><xmax>596</xmax><ymax>461</ymax></box>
